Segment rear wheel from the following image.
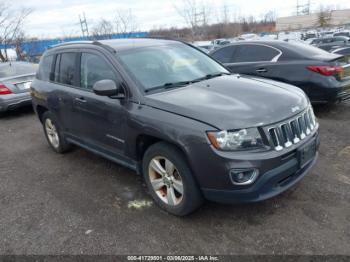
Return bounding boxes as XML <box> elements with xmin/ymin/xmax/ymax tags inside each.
<box><xmin>42</xmin><ymin>111</ymin><xmax>71</xmax><ymax>153</ymax></box>
<box><xmin>142</xmin><ymin>142</ymin><xmax>203</xmax><ymax>216</ymax></box>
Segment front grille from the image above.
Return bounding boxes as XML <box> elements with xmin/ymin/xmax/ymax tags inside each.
<box><xmin>267</xmin><ymin>107</ymin><xmax>317</xmax><ymax>151</ymax></box>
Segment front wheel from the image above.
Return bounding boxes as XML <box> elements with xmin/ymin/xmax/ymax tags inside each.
<box><xmin>42</xmin><ymin>111</ymin><xmax>71</xmax><ymax>153</ymax></box>
<box><xmin>142</xmin><ymin>142</ymin><xmax>203</xmax><ymax>216</ymax></box>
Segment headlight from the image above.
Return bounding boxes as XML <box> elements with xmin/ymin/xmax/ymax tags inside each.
<box><xmin>207</xmin><ymin>128</ymin><xmax>265</xmax><ymax>151</ymax></box>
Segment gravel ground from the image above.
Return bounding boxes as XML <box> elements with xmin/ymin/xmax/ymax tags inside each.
<box><xmin>0</xmin><ymin>102</ymin><xmax>349</xmax><ymax>255</ymax></box>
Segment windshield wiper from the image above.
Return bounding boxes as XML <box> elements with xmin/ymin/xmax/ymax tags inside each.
<box><xmin>145</xmin><ymin>81</ymin><xmax>191</xmax><ymax>93</ymax></box>
<box><xmin>145</xmin><ymin>72</ymin><xmax>230</xmax><ymax>93</ymax></box>
<box><xmin>191</xmin><ymin>72</ymin><xmax>231</xmax><ymax>83</ymax></box>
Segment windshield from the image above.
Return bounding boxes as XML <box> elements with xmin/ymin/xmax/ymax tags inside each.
<box><xmin>117</xmin><ymin>43</ymin><xmax>229</xmax><ymax>92</ymax></box>
<box><xmin>0</xmin><ymin>63</ymin><xmax>38</xmax><ymax>78</ymax></box>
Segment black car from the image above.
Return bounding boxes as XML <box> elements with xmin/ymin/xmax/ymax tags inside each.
<box><xmin>331</xmin><ymin>46</ymin><xmax>350</xmax><ymax>59</ymax></box>
<box><xmin>310</xmin><ymin>36</ymin><xmax>350</xmax><ymax>51</ymax></box>
<box><xmin>210</xmin><ymin>41</ymin><xmax>350</xmax><ymax>103</ymax></box>
<box><xmin>31</xmin><ymin>39</ymin><xmax>319</xmax><ymax>216</ymax></box>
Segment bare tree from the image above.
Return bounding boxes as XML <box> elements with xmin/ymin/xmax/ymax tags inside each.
<box><xmin>92</xmin><ymin>18</ymin><xmax>114</xmax><ymax>40</ymax></box>
<box><xmin>114</xmin><ymin>9</ymin><xmax>138</xmax><ymax>36</ymax></box>
<box><xmin>318</xmin><ymin>5</ymin><xmax>332</xmax><ymax>28</ymax></box>
<box><xmin>0</xmin><ymin>2</ymin><xmax>32</xmax><ymax>61</ymax></box>
<box><xmin>14</xmin><ymin>30</ymin><xmax>26</xmax><ymax>61</ymax></box>
<box><xmin>262</xmin><ymin>10</ymin><xmax>276</xmax><ymax>24</ymax></box>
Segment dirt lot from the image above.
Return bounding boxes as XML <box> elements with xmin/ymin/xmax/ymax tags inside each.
<box><xmin>0</xmin><ymin>102</ymin><xmax>349</xmax><ymax>255</ymax></box>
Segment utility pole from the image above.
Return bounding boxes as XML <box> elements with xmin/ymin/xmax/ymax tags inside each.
<box><xmin>296</xmin><ymin>0</ymin><xmax>300</xmax><ymax>16</ymax></box>
<box><xmin>296</xmin><ymin>0</ymin><xmax>311</xmax><ymax>16</ymax></box>
<box><xmin>79</xmin><ymin>13</ymin><xmax>89</xmax><ymax>38</ymax></box>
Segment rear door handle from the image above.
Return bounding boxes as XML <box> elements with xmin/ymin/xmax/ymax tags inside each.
<box><xmin>256</xmin><ymin>68</ymin><xmax>267</xmax><ymax>73</ymax></box>
<box><xmin>75</xmin><ymin>97</ymin><xmax>87</xmax><ymax>103</ymax></box>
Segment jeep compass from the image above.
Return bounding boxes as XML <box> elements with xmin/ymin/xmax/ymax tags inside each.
<box><xmin>31</xmin><ymin>39</ymin><xmax>319</xmax><ymax>216</ymax></box>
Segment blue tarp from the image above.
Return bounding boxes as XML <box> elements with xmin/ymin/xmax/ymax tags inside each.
<box><xmin>0</xmin><ymin>32</ymin><xmax>148</xmax><ymax>57</ymax></box>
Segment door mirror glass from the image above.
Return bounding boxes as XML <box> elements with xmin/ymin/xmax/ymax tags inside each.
<box><xmin>93</xmin><ymin>79</ymin><xmax>123</xmax><ymax>97</ymax></box>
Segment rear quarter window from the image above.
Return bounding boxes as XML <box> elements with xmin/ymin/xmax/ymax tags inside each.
<box><xmin>37</xmin><ymin>55</ymin><xmax>53</xmax><ymax>81</ymax></box>
<box><xmin>233</xmin><ymin>45</ymin><xmax>280</xmax><ymax>62</ymax></box>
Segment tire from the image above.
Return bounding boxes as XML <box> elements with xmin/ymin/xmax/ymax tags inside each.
<box><xmin>42</xmin><ymin>111</ymin><xmax>71</xmax><ymax>153</ymax></box>
<box><xmin>142</xmin><ymin>142</ymin><xmax>203</xmax><ymax>216</ymax></box>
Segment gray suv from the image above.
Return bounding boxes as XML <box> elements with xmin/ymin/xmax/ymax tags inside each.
<box><xmin>31</xmin><ymin>39</ymin><xmax>320</xmax><ymax>216</ymax></box>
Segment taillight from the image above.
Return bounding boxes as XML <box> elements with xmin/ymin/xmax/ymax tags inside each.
<box><xmin>307</xmin><ymin>65</ymin><xmax>343</xmax><ymax>76</ymax></box>
<box><xmin>0</xmin><ymin>84</ymin><xmax>12</xmax><ymax>95</ymax></box>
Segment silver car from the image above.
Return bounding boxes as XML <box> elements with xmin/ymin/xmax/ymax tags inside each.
<box><xmin>0</xmin><ymin>62</ymin><xmax>38</xmax><ymax>112</ymax></box>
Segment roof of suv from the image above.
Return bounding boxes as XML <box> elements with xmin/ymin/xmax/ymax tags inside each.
<box><xmin>52</xmin><ymin>38</ymin><xmax>181</xmax><ymax>52</ymax></box>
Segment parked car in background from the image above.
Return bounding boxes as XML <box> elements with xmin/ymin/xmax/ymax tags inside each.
<box><xmin>239</xmin><ymin>33</ymin><xmax>260</xmax><ymax>40</ymax></box>
<box><xmin>320</xmin><ymin>31</ymin><xmax>335</xmax><ymax>38</ymax></box>
<box><xmin>193</xmin><ymin>41</ymin><xmax>214</xmax><ymax>53</ymax></box>
<box><xmin>302</xmin><ymin>32</ymin><xmax>318</xmax><ymax>40</ymax></box>
<box><xmin>311</xmin><ymin>36</ymin><xmax>350</xmax><ymax>51</ymax></box>
<box><xmin>331</xmin><ymin>46</ymin><xmax>350</xmax><ymax>58</ymax></box>
<box><xmin>330</xmin><ymin>46</ymin><xmax>350</xmax><ymax>64</ymax></box>
<box><xmin>0</xmin><ymin>62</ymin><xmax>38</xmax><ymax>112</ymax></box>
<box><xmin>278</xmin><ymin>31</ymin><xmax>302</xmax><ymax>41</ymax></box>
<box><xmin>210</xmin><ymin>41</ymin><xmax>350</xmax><ymax>103</ymax></box>
<box><xmin>304</xmin><ymin>38</ymin><xmax>318</xmax><ymax>45</ymax></box>
<box><xmin>210</xmin><ymin>39</ymin><xmax>231</xmax><ymax>50</ymax></box>
<box><xmin>333</xmin><ymin>31</ymin><xmax>350</xmax><ymax>38</ymax></box>
<box><xmin>31</xmin><ymin>39</ymin><xmax>319</xmax><ymax>215</ymax></box>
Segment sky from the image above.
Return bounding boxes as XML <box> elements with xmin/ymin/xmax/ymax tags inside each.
<box><xmin>8</xmin><ymin>0</ymin><xmax>350</xmax><ymax>38</ymax></box>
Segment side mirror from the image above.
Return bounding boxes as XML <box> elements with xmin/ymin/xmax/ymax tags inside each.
<box><xmin>93</xmin><ymin>79</ymin><xmax>125</xmax><ymax>98</ymax></box>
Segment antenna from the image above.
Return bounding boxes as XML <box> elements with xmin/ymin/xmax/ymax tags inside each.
<box><xmin>79</xmin><ymin>12</ymin><xmax>89</xmax><ymax>38</ymax></box>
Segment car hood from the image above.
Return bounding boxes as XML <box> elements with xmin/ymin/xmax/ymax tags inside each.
<box><xmin>144</xmin><ymin>75</ymin><xmax>309</xmax><ymax>130</ymax></box>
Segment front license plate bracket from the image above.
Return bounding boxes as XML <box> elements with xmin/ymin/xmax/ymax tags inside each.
<box><xmin>298</xmin><ymin>139</ymin><xmax>316</xmax><ymax>169</ymax></box>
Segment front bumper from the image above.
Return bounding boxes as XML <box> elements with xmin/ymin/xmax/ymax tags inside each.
<box><xmin>0</xmin><ymin>93</ymin><xmax>32</xmax><ymax>112</ymax></box>
<box><xmin>202</xmin><ymin>152</ymin><xmax>318</xmax><ymax>203</ymax></box>
<box><xmin>188</xmin><ymin>130</ymin><xmax>320</xmax><ymax>204</ymax></box>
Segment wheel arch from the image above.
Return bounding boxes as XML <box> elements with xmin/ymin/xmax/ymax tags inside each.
<box><xmin>36</xmin><ymin>105</ymin><xmax>49</xmax><ymax>123</ymax></box>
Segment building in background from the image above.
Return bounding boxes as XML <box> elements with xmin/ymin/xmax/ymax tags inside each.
<box><xmin>276</xmin><ymin>9</ymin><xmax>350</xmax><ymax>31</ymax></box>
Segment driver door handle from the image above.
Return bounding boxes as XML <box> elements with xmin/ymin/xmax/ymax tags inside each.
<box><xmin>75</xmin><ymin>97</ymin><xmax>87</xmax><ymax>103</ymax></box>
<box><xmin>256</xmin><ymin>68</ymin><xmax>267</xmax><ymax>73</ymax></box>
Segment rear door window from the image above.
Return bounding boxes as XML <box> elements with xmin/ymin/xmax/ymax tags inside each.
<box><xmin>233</xmin><ymin>45</ymin><xmax>280</xmax><ymax>62</ymax></box>
<box><xmin>211</xmin><ymin>46</ymin><xmax>237</xmax><ymax>63</ymax></box>
<box><xmin>55</xmin><ymin>52</ymin><xmax>78</xmax><ymax>86</ymax></box>
<box><xmin>80</xmin><ymin>53</ymin><xmax>118</xmax><ymax>90</ymax></box>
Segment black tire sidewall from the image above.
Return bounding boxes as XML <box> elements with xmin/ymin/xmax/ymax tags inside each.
<box><xmin>142</xmin><ymin>142</ymin><xmax>203</xmax><ymax>216</ymax></box>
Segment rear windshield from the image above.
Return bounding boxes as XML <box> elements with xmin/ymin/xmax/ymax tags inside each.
<box><xmin>0</xmin><ymin>63</ymin><xmax>38</xmax><ymax>78</ymax></box>
<box><xmin>288</xmin><ymin>42</ymin><xmax>331</xmax><ymax>57</ymax></box>
<box><xmin>284</xmin><ymin>42</ymin><xmax>339</xmax><ymax>60</ymax></box>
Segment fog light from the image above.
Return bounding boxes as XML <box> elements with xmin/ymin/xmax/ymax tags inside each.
<box><xmin>229</xmin><ymin>168</ymin><xmax>259</xmax><ymax>185</ymax></box>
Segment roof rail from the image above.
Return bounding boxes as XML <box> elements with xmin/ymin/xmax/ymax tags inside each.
<box><xmin>48</xmin><ymin>40</ymin><xmax>116</xmax><ymax>53</ymax></box>
<box><xmin>144</xmin><ymin>36</ymin><xmax>186</xmax><ymax>43</ymax></box>
<box><xmin>49</xmin><ymin>41</ymin><xmax>94</xmax><ymax>49</ymax></box>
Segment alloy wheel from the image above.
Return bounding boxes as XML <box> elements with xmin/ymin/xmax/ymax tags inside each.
<box><xmin>148</xmin><ymin>156</ymin><xmax>184</xmax><ymax>206</ymax></box>
<box><xmin>45</xmin><ymin>118</ymin><xmax>60</xmax><ymax>149</ymax></box>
